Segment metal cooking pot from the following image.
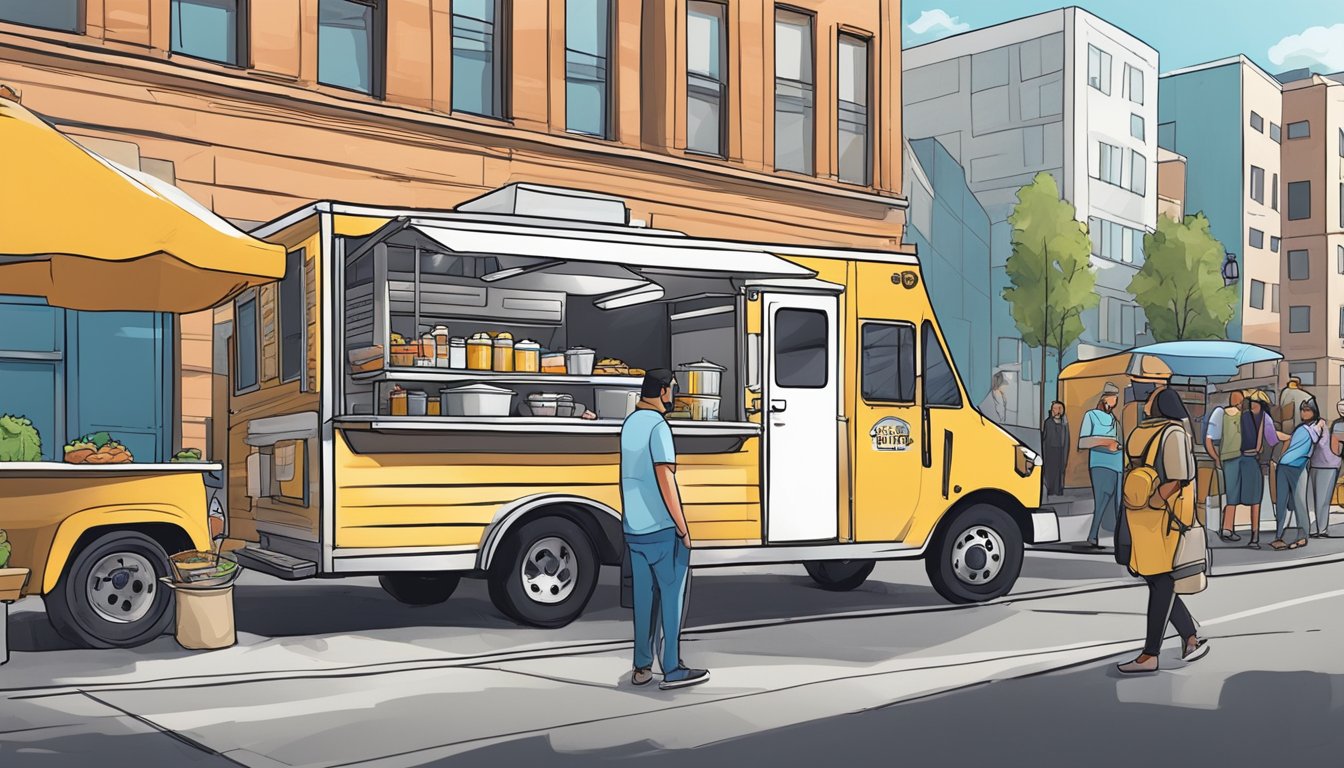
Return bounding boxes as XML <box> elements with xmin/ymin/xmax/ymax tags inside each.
<box><xmin>676</xmin><ymin>359</ymin><xmax>725</xmax><ymax>396</ymax></box>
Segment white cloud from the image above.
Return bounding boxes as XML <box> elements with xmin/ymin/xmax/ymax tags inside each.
<box><xmin>907</xmin><ymin>9</ymin><xmax>972</xmax><ymax>40</ymax></box>
<box><xmin>1268</xmin><ymin>23</ymin><xmax>1344</xmax><ymax>73</ymax></box>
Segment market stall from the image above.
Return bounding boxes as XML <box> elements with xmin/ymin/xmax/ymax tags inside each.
<box><xmin>0</xmin><ymin>91</ymin><xmax>285</xmax><ymax>648</ymax></box>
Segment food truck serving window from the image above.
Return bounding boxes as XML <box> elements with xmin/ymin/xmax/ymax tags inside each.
<box><xmin>861</xmin><ymin>322</ymin><xmax>915</xmax><ymax>403</ymax></box>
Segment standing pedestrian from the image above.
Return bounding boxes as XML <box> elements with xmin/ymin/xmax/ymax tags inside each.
<box><xmin>1079</xmin><ymin>382</ymin><xmax>1122</xmax><ymax>549</ymax></box>
<box><xmin>979</xmin><ymin>371</ymin><xmax>1009</xmax><ymax>423</ymax></box>
<box><xmin>619</xmin><ymin>369</ymin><xmax>709</xmax><ymax>690</ymax></box>
<box><xmin>1041</xmin><ymin>401</ymin><xmax>1070</xmax><ymax>498</ymax></box>
<box><xmin>1279</xmin><ymin>377</ymin><xmax>1312</xmax><ymax>430</ymax></box>
<box><xmin>1205</xmin><ymin>391</ymin><xmax>1257</xmax><ymax>543</ymax></box>
<box><xmin>1270</xmin><ymin>399</ymin><xmax>1322</xmax><ymax>552</ymax></box>
<box><xmin>1117</xmin><ymin>364</ymin><xmax>1209</xmax><ymax>675</ymax></box>
<box><xmin>1315</xmin><ymin>400</ymin><xmax>1344</xmax><ymax>538</ymax></box>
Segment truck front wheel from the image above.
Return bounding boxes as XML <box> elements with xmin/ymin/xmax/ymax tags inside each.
<box><xmin>924</xmin><ymin>504</ymin><xmax>1024</xmax><ymax>604</ymax></box>
<box><xmin>44</xmin><ymin>531</ymin><xmax>174</xmax><ymax>648</ymax></box>
<box><xmin>487</xmin><ymin>516</ymin><xmax>599</xmax><ymax>628</ymax></box>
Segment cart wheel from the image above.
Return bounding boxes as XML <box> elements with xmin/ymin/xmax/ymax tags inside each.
<box><xmin>44</xmin><ymin>531</ymin><xmax>174</xmax><ymax>649</ymax></box>
<box><xmin>378</xmin><ymin>573</ymin><xmax>460</xmax><ymax>605</ymax></box>
<box><xmin>487</xmin><ymin>516</ymin><xmax>598</xmax><ymax>628</ymax></box>
<box><xmin>804</xmin><ymin>559</ymin><xmax>876</xmax><ymax>591</ymax></box>
<box><xmin>924</xmin><ymin>503</ymin><xmax>1024</xmax><ymax>604</ymax></box>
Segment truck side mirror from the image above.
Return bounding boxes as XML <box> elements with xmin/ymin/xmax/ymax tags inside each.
<box><xmin>746</xmin><ymin>333</ymin><xmax>762</xmax><ymax>392</ymax></box>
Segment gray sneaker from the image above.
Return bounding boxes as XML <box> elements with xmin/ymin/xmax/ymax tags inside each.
<box><xmin>631</xmin><ymin>668</ymin><xmax>653</xmax><ymax>686</ymax></box>
<box><xmin>659</xmin><ymin>667</ymin><xmax>710</xmax><ymax>690</ymax></box>
<box><xmin>1181</xmin><ymin>639</ymin><xmax>1210</xmax><ymax>663</ymax></box>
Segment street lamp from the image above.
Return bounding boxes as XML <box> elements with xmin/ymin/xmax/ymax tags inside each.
<box><xmin>1222</xmin><ymin>252</ymin><xmax>1239</xmax><ymax>286</ymax></box>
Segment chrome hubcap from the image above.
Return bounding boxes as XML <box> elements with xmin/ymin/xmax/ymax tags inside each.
<box><xmin>88</xmin><ymin>552</ymin><xmax>157</xmax><ymax>623</ymax></box>
<box><xmin>951</xmin><ymin>526</ymin><xmax>1007</xmax><ymax>586</ymax></box>
<box><xmin>520</xmin><ymin>536</ymin><xmax>577</xmax><ymax>605</ymax></box>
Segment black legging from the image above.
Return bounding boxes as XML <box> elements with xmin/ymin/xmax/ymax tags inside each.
<box><xmin>1143</xmin><ymin>572</ymin><xmax>1198</xmax><ymax>656</ymax></box>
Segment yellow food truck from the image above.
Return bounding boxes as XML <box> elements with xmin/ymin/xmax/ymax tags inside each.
<box><xmin>226</xmin><ymin>184</ymin><xmax>1057</xmax><ymax>627</ymax></box>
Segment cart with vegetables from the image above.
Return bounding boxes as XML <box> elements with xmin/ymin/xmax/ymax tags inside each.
<box><xmin>0</xmin><ymin>91</ymin><xmax>285</xmax><ymax>648</ymax></box>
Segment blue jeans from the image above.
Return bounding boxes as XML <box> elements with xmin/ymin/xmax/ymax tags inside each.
<box><xmin>1276</xmin><ymin>463</ymin><xmax>1310</xmax><ymax>540</ymax></box>
<box><xmin>627</xmin><ymin>528</ymin><xmax>690</xmax><ymax>674</ymax></box>
<box><xmin>1088</xmin><ymin>466</ymin><xmax>1121</xmax><ymax>542</ymax></box>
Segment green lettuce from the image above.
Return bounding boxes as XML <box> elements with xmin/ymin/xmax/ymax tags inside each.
<box><xmin>0</xmin><ymin>414</ymin><xmax>42</xmax><ymax>462</ymax></box>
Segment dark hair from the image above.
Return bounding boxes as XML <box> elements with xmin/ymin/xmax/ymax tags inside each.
<box><xmin>1300</xmin><ymin>399</ymin><xmax>1320</xmax><ymax>422</ymax></box>
<box><xmin>1153</xmin><ymin>387</ymin><xmax>1189</xmax><ymax>422</ymax></box>
<box><xmin>641</xmin><ymin>368</ymin><xmax>675</xmax><ymax>399</ymax></box>
<box><xmin>1051</xmin><ymin>400</ymin><xmax>1065</xmax><ymax>409</ymax></box>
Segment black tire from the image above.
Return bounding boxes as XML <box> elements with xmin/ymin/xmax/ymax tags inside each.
<box><xmin>487</xmin><ymin>516</ymin><xmax>599</xmax><ymax>628</ymax></box>
<box><xmin>924</xmin><ymin>503</ymin><xmax>1024</xmax><ymax>604</ymax></box>
<box><xmin>378</xmin><ymin>573</ymin><xmax>461</xmax><ymax>605</ymax></box>
<box><xmin>44</xmin><ymin>531</ymin><xmax>174</xmax><ymax>649</ymax></box>
<box><xmin>804</xmin><ymin>559</ymin><xmax>876</xmax><ymax>591</ymax></box>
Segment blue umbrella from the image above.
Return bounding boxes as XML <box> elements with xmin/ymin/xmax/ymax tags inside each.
<box><xmin>1126</xmin><ymin>341</ymin><xmax>1281</xmax><ymax>379</ymax></box>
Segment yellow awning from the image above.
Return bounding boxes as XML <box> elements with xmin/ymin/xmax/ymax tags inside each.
<box><xmin>0</xmin><ymin>96</ymin><xmax>285</xmax><ymax>313</ymax></box>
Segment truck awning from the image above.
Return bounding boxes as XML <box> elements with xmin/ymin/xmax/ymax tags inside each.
<box><xmin>0</xmin><ymin>96</ymin><xmax>286</xmax><ymax>313</ymax></box>
<box><xmin>407</xmin><ymin>220</ymin><xmax>815</xmax><ymax>280</ymax></box>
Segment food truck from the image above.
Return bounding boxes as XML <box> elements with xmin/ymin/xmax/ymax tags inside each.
<box><xmin>225</xmin><ymin>184</ymin><xmax>1058</xmax><ymax>627</ymax></box>
<box><xmin>0</xmin><ymin>93</ymin><xmax>285</xmax><ymax>647</ymax></box>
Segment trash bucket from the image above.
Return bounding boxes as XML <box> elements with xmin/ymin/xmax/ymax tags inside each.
<box><xmin>161</xmin><ymin>578</ymin><xmax>236</xmax><ymax>650</ymax></box>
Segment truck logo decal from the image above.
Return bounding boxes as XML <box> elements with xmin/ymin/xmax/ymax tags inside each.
<box><xmin>892</xmin><ymin>271</ymin><xmax>919</xmax><ymax>289</ymax></box>
<box><xmin>870</xmin><ymin>417</ymin><xmax>912</xmax><ymax>452</ymax></box>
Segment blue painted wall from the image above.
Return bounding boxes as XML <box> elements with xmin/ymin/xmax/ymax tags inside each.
<box><xmin>1157</xmin><ymin>63</ymin><xmax>1244</xmax><ymax>339</ymax></box>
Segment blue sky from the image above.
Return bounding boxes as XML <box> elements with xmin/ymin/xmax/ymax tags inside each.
<box><xmin>903</xmin><ymin>2</ymin><xmax>1344</xmax><ymax>74</ymax></box>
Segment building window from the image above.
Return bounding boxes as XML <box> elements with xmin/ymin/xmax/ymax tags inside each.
<box><xmin>837</xmin><ymin>33</ymin><xmax>871</xmax><ymax>185</ymax></box>
<box><xmin>1339</xmin><ymin>183</ymin><xmax>1343</xmax><ymax>228</ymax></box>
<box><xmin>279</xmin><ymin>249</ymin><xmax>304</xmax><ymax>384</ymax></box>
<box><xmin>1098</xmin><ymin>142</ymin><xmax>1123</xmax><ymax>186</ymax></box>
<box><xmin>1288</xmin><ymin>249</ymin><xmax>1309</xmax><ymax>280</ymax></box>
<box><xmin>686</xmin><ymin>1</ymin><xmax>726</xmax><ymax>156</ymax></box>
<box><xmin>1289</xmin><ymin>306</ymin><xmax>1311</xmax><ymax>333</ymax></box>
<box><xmin>566</xmin><ymin>0</ymin><xmax>612</xmax><ymax>138</ymax></box>
<box><xmin>1249</xmin><ymin>111</ymin><xmax>1264</xmax><ymax>132</ymax></box>
<box><xmin>1339</xmin><ymin>307</ymin><xmax>1344</xmax><ymax>339</ymax></box>
<box><xmin>1087</xmin><ymin>217</ymin><xmax>1144</xmax><ymax>264</ymax></box>
<box><xmin>1270</xmin><ymin>122</ymin><xmax>1281</xmax><ymax>143</ymax></box>
<box><xmin>774</xmin><ymin>308</ymin><xmax>828</xmax><ymax>388</ymax></box>
<box><xmin>1272</xmin><ymin>173</ymin><xmax>1279</xmax><ymax>211</ymax></box>
<box><xmin>774</xmin><ymin>8</ymin><xmax>815</xmax><ymax>175</ymax></box>
<box><xmin>922</xmin><ymin>321</ymin><xmax>962</xmax><ymax>407</ymax></box>
<box><xmin>234</xmin><ymin>293</ymin><xmax>259</xmax><ymax>393</ymax></box>
<box><xmin>1288</xmin><ymin>181</ymin><xmax>1311</xmax><ymax>220</ymax></box>
<box><xmin>1339</xmin><ymin>128</ymin><xmax>1344</xmax><ymax>157</ymax></box>
<box><xmin>1101</xmin><ymin>297</ymin><xmax>1137</xmax><ymax>345</ymax></box>
<box><xmin>1249</xmin><ymin>279</ymin><xmax>1265</xmax><ymax>310</ymax></box>
<box><xmin>1087</xmin><ymin>44</ymin><xmax>1111</xmax><ymax>95</ymax></box>
<box><xmin>1289</xmin><ymin>362</ymin><xmax>1317</xmax><ymax>386</ymax></box>
<box><xmin>1271</xmin><ymin>236</ymin><xmax>1280</xmax><ymax>253</ymax></box>
<box><xmin>1250</xmin><ymin>165</ymin><xmax>1265</xmax><ymax>204</ymax></box>
<box><xmin>1272</xmin><ymin>284</ymin><xmax>1280</xmax><ymax>313</ymax></box>
<box><xmin>0</xmin><ymin>0</ymin><xmax>79</xmax><ymax>31</ymax></box>
<box><xmin>451</xmin><ymin>0</ymin><xmax>506</xmax><ymax>118</ymax></box>
<box><xmin>1287</xmin><ymin>120</ymin><xmax>1310</xmax><ymax>139</ymax></box>
<box><xmin>861</xmin><ymin>322</ymin><xmax>915</xmax><ymax>403</ymax></box>
<box><xmin>1125</xmin><ymin>63</ymin><xmax>1143</xmax><ymax>104</ymax></box>
<box><xmin>318</xmin><ymin>0</ymin><xmax>383</xmax><ymax>96</ymax></box>
<box><xmin>170</xmin><ymin>0</ymin><xmax>246</xmax><ymax>65</ymax></box>
<box><xmin>1249</xmin><ymin>228</ymin><xmax>1264</xmax><ymax>249</ymax></box>
<box><xmin>1130</xmin><ymin>113</ymin><xmax>1144</xmax><ymax>141</ymax></box>
<box><xmin>1129</xmin><ymin>150</ymin><xmax>1146</xmax><ymax>195</ymax></box>
<box><xmin>1157</xmin><ymin>121</ymin><xmax>1176</xmax><ymax>150</ymax></box>
<box><xmin>1337</xmin><ymin>244</ymin><xmax>1344</xmax><ymax>274</ymax></box>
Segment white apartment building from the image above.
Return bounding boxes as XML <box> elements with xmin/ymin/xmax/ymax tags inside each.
<box><xmin>903</xmin><ymin>8</ymin><xmax>1159</xmax><ymax>428</ymax></box>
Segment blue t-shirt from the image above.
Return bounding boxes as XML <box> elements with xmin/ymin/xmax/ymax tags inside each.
<box><xmin>619</xmin><ymin>409</ymin><xmax>678</xmax><ymax>535</ymax></box>
<box><xmin>1080</xmin><ymin>409</ymin><xmax>1123</xmax><ymax>473</ymax></box>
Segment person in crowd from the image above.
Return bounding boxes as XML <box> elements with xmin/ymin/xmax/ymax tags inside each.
<box><xmin>1117</xmin><ymin>369</ymin><xmax>1209</xmax><ymax>675</ymax></box>
<box><xmin>979</xmin><ymin>371</ymin><xmax>1009</xmax><ymax>423</ymax></box>
<box><xmin>1315</xmin><ymin>400</ymin><xmax>1344</xmax><ymax>538</ymax></box>
<box><xmin>1271</xmin><ymin>399</ymin><xmax>1323</xmax><ymax>551</ymax></box>
<box><xmin>1041</xmin><ymin>401</ymin><xmax>1070</xmax><ymax>498</ymax></box>
<box><xmin>1206</xmin><ymin>390</ymin><xmax>1257</xmax><ymax>543</ymax></box>
<box><xmin>619</xmin><ymin>369</ymin><xmax>709</xmax><ymax>690</ymax></box>
<box><xmin>1079</xmin><ymin>382</ymin><xmax>1122</xmax><ymax>549</ymax></box>
<box><xmin>1244</xmin><ymin>390</ymin><xmax>1285</xmax><ymax>549</ymax></box>
<box><xmin>1279</xmin><ymin>377</ymin><xmax>1313</xmax><ymax>430</ymax></box>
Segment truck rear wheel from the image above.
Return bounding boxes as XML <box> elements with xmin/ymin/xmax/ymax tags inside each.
<box><xmin>924</xmin><ymin>503</ymin><xmax>1024</xmax><ymax>604</ymax></box>
<box><xmin>487</xmin><ymin>516</ymin><xmax>598</xmax><ymax>628</ymax></box>
<box><xmin>378</xmin><ymin>573</ymin><xmax>460</xmax><ymax>605</ymax></box>
<box><xmin>44</xmin><ymin>531</ymin><xmax>174</xmax><ymax>648</ymax></box>
<box><xmin>804</xmin><ymin>560</ymin><xmax>876</xmax><ymax>591</ymax></box>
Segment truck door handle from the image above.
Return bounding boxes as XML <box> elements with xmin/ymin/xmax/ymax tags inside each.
<box><xmin>769</xmin><ymin>399</ymin><xmax>788</xmax><ymax>413</ymax></box>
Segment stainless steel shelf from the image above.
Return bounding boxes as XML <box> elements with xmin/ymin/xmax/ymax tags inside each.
<box><xmin>349</xmin><ymin>367</ymin><xmax>643</xmax><ymax>387</ymax></box>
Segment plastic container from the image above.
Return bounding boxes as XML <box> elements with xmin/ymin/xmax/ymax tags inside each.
<box><xmin>673</xmin><ymin>394</ymin><xmax>720</xmax><ymax>421</ymax></box>
<box><xmin>390</xmin><ymin>344</ymin><xmax>418</xmax><ymax>367</ymax></box>
<box><xmin>441</xmin><ymin>384</ymin><xmax>515</xmax><ymax>417</ymax></box>
<box><xmin>416</xmin><ymin>333</ymin><xmax>437</xmax><ymax>367</ymax></box>
<box><xmin>524</xmin><ymin>392</ymin><xmax>572</xmax><ymax>417</ymax></box>
<box><xmin>448</xmin><ymin>337</ymin><xmax>467</xmax><ymax>369</ymax></box>
<box><xmin>566</xmin><ymin>347</ymin><xmax>595</xmax><ymax>376</ymax></box>
<box><xmin>541</xmin><ymin>351</ymin><xmax>566</xmax><ymax>374</ymax></box>
<box><xmin>467</xmin><ymin>335</ymin><xmax>492</xmax><ymax>370</ymax></box>
<box><xmin>493</xmin><ymin>335</ymin><xmax>515</xmax><ymax>372</ymax></box>
<box><xmin>514</xmin><ymin>340</ymin><xmax>541</xmax><ymax>372</ymax></box>
<box><xmin>407</xmin><ymin>390</ymin><xmax>428</xmax><ymax>416</ymax></box>
<box><xmin>427</xmin><ymin>400</ymin><xmax>441</xmax><ymax>416</ymax></box>
<box><xmin>595</xmin><ymin>388</ymin><xmax>640</xmax><ymax>419</ymax></box>
<box><xmin>389</xmin><ymin>386</ymin><xmax>408</xmax><ymax>416</ymax></box>
<box><xmin>347</xmin><ymin>345</ymin><xmax>384</xmax><ymax>373</ymax></box>
<box><xmin>432</xmin><ymin>326</ymin><xmax>451</xmax><ymax>367</ymax></box>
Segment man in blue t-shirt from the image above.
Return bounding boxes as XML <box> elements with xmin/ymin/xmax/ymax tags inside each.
<box><xmin>620</xmin><ymin>369</ymin><xmax>709</xmax><ymax>690</ymax></box>
<box><xmin>1079</xmin><ymin>381</ymin><xmax>1123</xmax><ymax>548</ymax></box>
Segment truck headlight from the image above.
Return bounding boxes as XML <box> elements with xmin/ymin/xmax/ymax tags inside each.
<box><xmin>1015</xmin><ymin>445</ymin><xmax>1040</xmax><ymax>477</ymax></box>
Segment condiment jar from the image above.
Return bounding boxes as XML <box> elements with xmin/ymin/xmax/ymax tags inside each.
<box><xmin>432</xmin><ymin>325</ymin><xmax>451</xmax><ymax>367</ymax></box>
<box><xmin>467</xmin><ymin>334</ymin><xmax>492</xmax><ymax>370</ymax></box>
<box><xmin>492</xmin><ymin>334</ymin><xmax>515</xmax><ymax>372</ymax></box>
<box><xmin>389</xmin><ymin>385</ymin><xmax>408</xmax><ymax>416</ymax></box>
<box><xmin>416</xmin><ymin>333</ymin><xmax>436</xmax><ymax>367</ymax></box>
<box><xmin>513</xmin><ymin>340</ymin><xmax>541</xmax><ymax>373</ymax></box>
<box><xmin>406</xmin><ymin>390</ymin><xmax>428</xmax><ymax>416</ymax></box>
<box><xmin>448</xmin><ymin>337</ymin><xmax>467</xmax><ymax>369</ymax></box>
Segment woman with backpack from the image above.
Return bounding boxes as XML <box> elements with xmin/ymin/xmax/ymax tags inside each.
<box><xmin>1271</xmin><ymin>399</ymin><xmax>1324</xmax><ymax>551</ymax></box>
<box><xmin>1117</xmin><ymin>359</ymin><xmax>1210</xmax><ymax>675</ymax></box>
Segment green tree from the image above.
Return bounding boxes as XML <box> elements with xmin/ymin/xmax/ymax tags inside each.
<box><xmin>1002</xmin><ymin>173</ymin><xmax>1098</xmax><ymax>422</ymax></box>
<box><xmin>1128</xmin><ymin>213</ymin><xmax>1236</xmax><ymax>341</ymax></box>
